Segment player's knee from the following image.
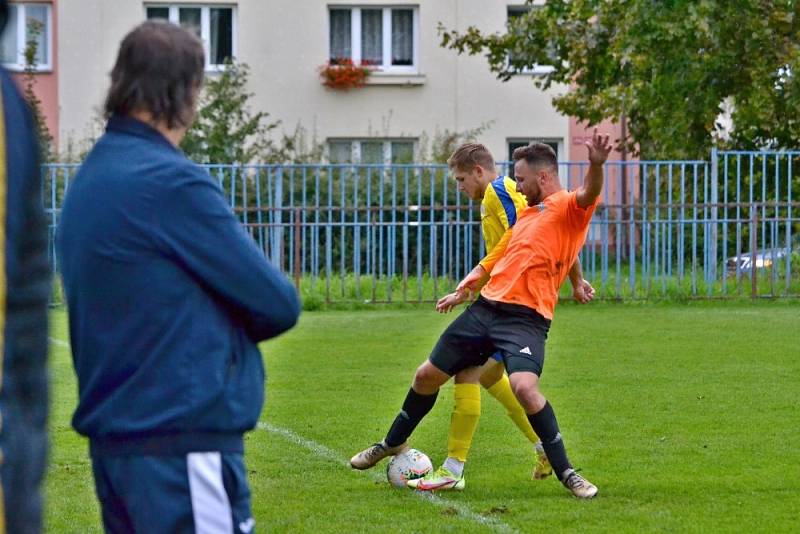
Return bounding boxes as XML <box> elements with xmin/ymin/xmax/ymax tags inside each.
<box><xmin>478</xmin><ymin>363</ymin><xmax>503</xmax><ymax>389</ymax></box>
<box><xmin>413</xmin><ymin>362</ymin><xmax>447</xmax><ymax>392</ymax></box>
<box><xmin>510</xmin><ymin>377</ymin><xmax>545</xmax><ymax>413</ymax></box>
<box><xmin>525</xmin><ymin>393</ymin><xmax>547</xmax><ymax>414</ymax></box>
<box><xmin>454</xmin><ymin>366</ymin><xmax>482</xmax><ymax>384</ymax></box>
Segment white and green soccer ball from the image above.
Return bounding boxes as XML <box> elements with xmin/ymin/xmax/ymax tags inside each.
<box><xmin>386</xmin><ymin>448</ymin><xmax>433</xmax><ymax>488</ymax></box>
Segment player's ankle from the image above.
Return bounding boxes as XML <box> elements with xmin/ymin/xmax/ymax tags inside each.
<box><xmin>443</xmin><ymin>457</ymin><xmax>465</xmax><ymax>478</ymax></box>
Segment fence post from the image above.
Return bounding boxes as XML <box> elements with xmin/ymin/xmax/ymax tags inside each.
<box><xmin>273</xmin><ymin>167</ymin><xmax>283</xmax><ymax>268</ymax></box>
<box><xmin>751</xmin><ymin>205</ymin><xmax>758</xmax><ymax>299</ymax></box>
<box><xmin>294</xmin><ymin>206</ymin><xmax>301</xmax><ymax>293</ymax></box>
<box><xmin>710</xmin><ymin>148</ymin><xmax>719</xmax><ymax>284</ymax></box>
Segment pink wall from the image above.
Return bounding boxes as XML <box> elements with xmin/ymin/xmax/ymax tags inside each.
<box><xmin>567</xmin><ymin>116</ymin><xmax>642</xmax><ymax>248</ymax></box>
<box><xmin>567</xmin><ymin>116</ymin><xmax>638</xmax><ymax>207</ymax></box>
<box><xmin>9</xmin><ymin>0</ymin><xmax>58</xmax><ymax>150</ymax></box>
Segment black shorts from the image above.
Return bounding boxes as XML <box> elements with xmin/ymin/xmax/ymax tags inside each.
<box><xmin>429</xmin><ymin>296</ymin><xmax>551</xmax><ymax>377</ymax></box>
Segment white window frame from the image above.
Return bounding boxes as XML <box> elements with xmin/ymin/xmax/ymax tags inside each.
<box><xmin>144</xmin><ymin>4</ymin><xmax>237</xmax><ymax>72</ymax></box>
<box><xmin>328</xmin><ymin>139</ymin><xmax>416</xmax><ymax>164</ymax></box>
<box><xmin>1</xmin><ymin>3</ymin><xmax>53</xmax><ymax>72</ymax></box>
<box><xmin>507</xmin><ymin>4</ymin><xmax>554</xmax><ymax>76</ymax></box>
<box><xmin>328</xmin><ymin>6</ymin><xmax>419</xmax><ymax>74</ymax></box>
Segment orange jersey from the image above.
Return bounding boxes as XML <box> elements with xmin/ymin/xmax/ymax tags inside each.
<box><xmin>480</xmin><ymin>189</ymin><xmax>599</xmax><ymax>320</ymax></box>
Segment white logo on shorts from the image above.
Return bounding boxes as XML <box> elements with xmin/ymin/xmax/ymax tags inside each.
<box><xmin>519</xmin><ymin>346</ymin><xmax>532</xmax><ymax>355</ymax></box>
<box><xmin>239</xmin><ymin>518</ymin><xmax>256</xmax><ymax>533</ymax></box>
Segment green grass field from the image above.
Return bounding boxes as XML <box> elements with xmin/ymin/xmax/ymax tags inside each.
<box><xmin>45</xmin><ymin>301</ymin><xmax>800</xmax><ymax>533</ymax></box>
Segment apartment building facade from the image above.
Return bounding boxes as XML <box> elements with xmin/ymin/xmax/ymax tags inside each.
<box><xmin>2</xmin><ymin>0</ymin><xmax>58</xmax><ymax>144</ymax></box>
<box><xmin>5</xmin><ymin>1</ymin><xmax>624</xmax><ymax>173</ymax></box>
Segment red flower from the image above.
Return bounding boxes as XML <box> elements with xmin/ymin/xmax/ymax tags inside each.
<box><xmin>319</xmin><ymin>58</ymin><xmax>374</xmax><ymax>90</ymax></box>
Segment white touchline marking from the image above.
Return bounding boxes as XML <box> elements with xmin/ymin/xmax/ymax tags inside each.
<box><xmin>49</xmin><ymin>337</ymin><xmax>70</xmax><ymax>348</ymax></box>
<box><xmin>257</xmin><ymin>422</ymin><xmax>519</xmax><ymax>534</ymax></box>
<box><xmin>47</xmin><ymin>337</ymin><xmax>518</xmax><ymax>533</ymax></box>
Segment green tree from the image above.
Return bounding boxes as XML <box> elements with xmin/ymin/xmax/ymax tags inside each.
<box><xmin>439</xmin><ymin>0</ymin><xmax>800</xmax><ymax>159</ymax></box>
<box><xmin>22</xmin><ymin>18</ymin><xmax>53</xmax><ymax>162</ymax></box>
<box><xmin>181</xmin><ymin>60</ymin><xmax>281</xmax><ymax>164</ymax></box>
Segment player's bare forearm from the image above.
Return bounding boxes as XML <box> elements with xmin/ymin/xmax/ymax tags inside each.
<box><xmin>479</xmin><ymin>227</ymin><xmax>513</xmax><ymax>274</ymax></box>
<box><xmin>456</xmin><ymin>264</ymin><xmax>489</xmax><ymax>294</ymax></box>
<box><xmin>578</xmin><ymin>163</ymin><xmax>604</xmax><ymax>208</ymax></box>
<box><xmin>460</xmin><ymin>228</ymin><xmax>513</xmax><ymax>296</ymax></box>
<box><xmin>577</xmin><ymin>129</ymin><xmax>612</xmax><ymax>208</ymax></box>
<box><xmin>568</xmin><ymin>259</ymin><xmax>583</xmax><ymax>288</ymax></box>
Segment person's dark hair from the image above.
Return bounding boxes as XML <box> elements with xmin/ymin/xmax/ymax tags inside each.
<box><xmin>512</xmin><ymin>143</ymin><xmax>558</xmax><ymax>173</ymax></box>
<box><xmin>104</xmin><ymin>21</ymin><xmax>205</xmax><ymax>129</ymax></box>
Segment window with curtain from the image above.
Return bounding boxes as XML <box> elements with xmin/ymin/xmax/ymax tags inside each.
<box><xmin>210</xmin><ymin>8</ymin><xmax>233</xmax><ymax>65</ymax></box>
<box><xmin>391</xmin><ymin>142</ymin><xmax>414</xmax><ymax>164</ymax></box>
<box><xmin>360</xmin><ymin>9</ymin><xmax>383</xmax><ymax>66</ymax></box>
<box><xmin>329</xmin><ymin>141</ymin><xmax>353</xmax><ymax>164</ymax></box>
<box><xmin>329</xmin><ymin>9</ymin><xmax>351</xmax><ymax>63</ymax></box>
<box><xmin>360</xmin><ymin>142</ymin><xmax>384</xmax><ymax>164</ymax></box>
<box><xmin>145</xmin><ymin>4</ymin><xmax>236</xmax><ymax>70</ymax></box>
<box><xmin>178</xmin><ymin>8</ymin><xmax>201</xmax><ymax>39</ymax></box>
<box><xmin>328</xmin><ymin>140</ymin><xmax>416</xmax><ymax>164</ymax></box>
<box><xmin>391</xmin><ymin>9</ymin><xmax>413</xmax><ymax>66</ymax></box>
<box><xmin>0</xmin><ymin>3</ymin><xmax>52</xmax><ymax>70</ymax></box>
<box><xmin>0</xmin><ymin>6</ymin><xmax>17</xmax><ymax>65</ymax></box>
<box><xmin>328</xmin><ymin>6</ymin><xmax>417</xmax><ymax>72</ymax></box>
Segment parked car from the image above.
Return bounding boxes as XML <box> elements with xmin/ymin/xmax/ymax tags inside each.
<box><xmin>726</xmin><ymin>247</ymin><xmax>790</xmax><ymax>275</ymax></box>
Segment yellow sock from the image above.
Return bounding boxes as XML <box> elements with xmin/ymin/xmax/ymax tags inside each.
<box><xmin>447</xmin><ymin>383</ymin><xmax>481</xmax><ymax>462</ymax></box>
<box><xmin>486</xmin><ymin>373</ymin><xmax>540</xmax><ymax>444</ymax></box>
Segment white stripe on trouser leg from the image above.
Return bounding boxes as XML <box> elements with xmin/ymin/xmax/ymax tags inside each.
<box><xmin>187</xmin><ymin>452</ymin><xmax>233</xmax><ymax>533</ymax></box>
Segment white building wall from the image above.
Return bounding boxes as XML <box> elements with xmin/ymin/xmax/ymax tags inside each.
<box><xmin>57</xmin><ymin>0</ymin><xmax>144</xmax><ymax>146</ymax></box>
<box><xmin>58</xmin><ymin>0</ymin><xmax>568</xmax><ymax>162</ymax></box>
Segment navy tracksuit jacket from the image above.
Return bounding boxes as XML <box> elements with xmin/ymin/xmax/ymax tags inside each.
<box><xmin>57</xmin><ymin>115</ymin><xmax>300</xmax><ymax>456</ymax></box>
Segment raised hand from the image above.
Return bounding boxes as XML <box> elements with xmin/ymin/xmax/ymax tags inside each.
<box><xmin>585</xmin><ymin>128</ymin><xmax>612</xmax><ymax>166</ymax></box>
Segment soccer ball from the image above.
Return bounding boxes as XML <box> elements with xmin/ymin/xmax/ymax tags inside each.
<box><xmin>386</xmin><ymin>448</ymin><xmax>433</xmax><ymax>488</ymax></box>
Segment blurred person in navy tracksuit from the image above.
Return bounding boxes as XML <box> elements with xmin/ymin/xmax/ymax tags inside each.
<box><xmin>0</xmin><ymin>0</ymin><xmax>51</xmax><ymax>533</ymax></box>
<box><xmin>57</xmin><ymin>21</ymin><xmax>300</xmax><ymax>533</ymax></box>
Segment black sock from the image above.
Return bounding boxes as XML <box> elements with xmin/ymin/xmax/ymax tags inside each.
<box><xmin>527</xmin><ymin>401</ymin><xmax>573</xmax><ymax>480</ymax></box>
<box><xmin>385</xmin><ymin>388</ymin><xmax>439</xmax><ymax>447</ymax></box>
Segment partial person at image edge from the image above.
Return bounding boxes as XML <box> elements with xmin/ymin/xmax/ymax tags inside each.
<box><xmin>0</xmin><ymin>0</ymin><xmax>52</xmax><ymax>532</ymax></box>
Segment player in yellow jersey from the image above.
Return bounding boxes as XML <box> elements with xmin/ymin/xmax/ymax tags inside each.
<box><xmin>405</xmin><ymin>143</ymin><xmax>595</xmax><ymax>490</ymax></box>
<box><xmin>351</xmin><ymin>137</ymin><xmax>607</xmax><ymax>498</ymax></box>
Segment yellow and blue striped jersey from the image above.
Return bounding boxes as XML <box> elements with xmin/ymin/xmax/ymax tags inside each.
<box><xmin>479</xmin><ymin>176</ymin><xmax>526</xmax><ymax>268</ymax></box>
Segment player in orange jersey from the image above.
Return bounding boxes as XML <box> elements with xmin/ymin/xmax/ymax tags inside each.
<box><xmin>351</xmin><ymin>130</ymin><xmax>611</xmax><ymax>499</ymax></box>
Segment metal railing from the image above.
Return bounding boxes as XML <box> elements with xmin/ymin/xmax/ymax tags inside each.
<box><xmin>43</xmin><ymin>149</ymin><xmax>799</xmax><ymax>303</ymax></box>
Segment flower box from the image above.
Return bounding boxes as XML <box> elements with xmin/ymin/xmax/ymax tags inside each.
<box><xmin>319</xmin><ymin>59</ymin><xmax>374</xmax><ymax>90</ymax></box>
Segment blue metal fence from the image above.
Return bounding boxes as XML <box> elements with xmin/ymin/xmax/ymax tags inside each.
<box><xmin>43</xmin><ymin>149</ymin><xmax>800</xmax><ymax>303</ymax></box>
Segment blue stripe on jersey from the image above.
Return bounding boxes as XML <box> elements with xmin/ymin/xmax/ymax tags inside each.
<box><xmin>491</xmin><ymin>177</ymin><xmax>517</xmax><ymax>227</ymax></box>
